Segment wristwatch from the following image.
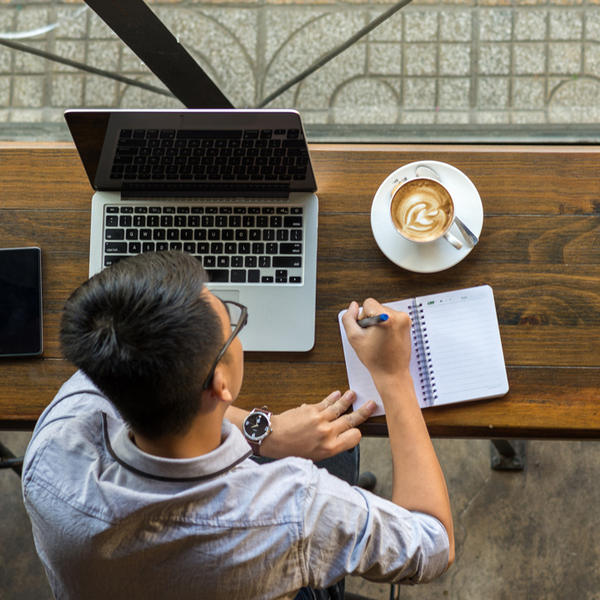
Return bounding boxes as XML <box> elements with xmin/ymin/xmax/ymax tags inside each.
<box><xmin>243</xmin><ymin>408</ymin><xmax>273</xmax><ymax>456</ymax></box>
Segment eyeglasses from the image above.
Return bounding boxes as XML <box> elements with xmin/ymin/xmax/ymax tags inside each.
<box><xmin>201</xmin><ymin>300</ymin><xmax>248</xmax><ymax>391</ymax></box>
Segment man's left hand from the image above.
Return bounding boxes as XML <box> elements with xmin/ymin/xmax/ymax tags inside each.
<box><xmin>259</xmin><ymin>390</ymin><xmax>377</xmax><ymax>461</ymax></box>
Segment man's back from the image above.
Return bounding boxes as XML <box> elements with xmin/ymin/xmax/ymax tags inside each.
<box><xmin>23</xmin><ymin>371</ymin><xmax>449</xmax><ymax>600</ymax></box>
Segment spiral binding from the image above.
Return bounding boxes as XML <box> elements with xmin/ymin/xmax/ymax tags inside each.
<box><xmin>408</xmin><ymin>299</ymin><xmax>438</xmax><ymax>406</ymax></box>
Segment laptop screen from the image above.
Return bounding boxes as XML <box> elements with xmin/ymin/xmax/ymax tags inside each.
<box><xmin>65</xmin><ymin>109</ymin><xmax>317</xmax><ymax>197</ymax></box>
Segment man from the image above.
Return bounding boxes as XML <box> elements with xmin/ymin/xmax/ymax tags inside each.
<box><xmin>22</xmin><ymin>250</ymin><xmax>454</xmax><ymax>600</ymax></box>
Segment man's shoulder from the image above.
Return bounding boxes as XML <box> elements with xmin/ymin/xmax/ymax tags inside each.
<box><xmin>23</xmin><ymin>371</ymin><xmax>119</xmax><ymax>487</ymax></box>
<box><xmin>37</xmin><ymin>370</ymin><xmax>117</xmax><ymax>428</ymax></box>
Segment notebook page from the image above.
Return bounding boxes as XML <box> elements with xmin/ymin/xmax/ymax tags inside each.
<box><xmin>417</xmin><ymin>285</ymin><xmax>509</xmax><ymax>406</ymax></box>
<box><xmin>338</xmin><ymin>299</ymin><xmax>428</xmax><ymax>416</ymax></box>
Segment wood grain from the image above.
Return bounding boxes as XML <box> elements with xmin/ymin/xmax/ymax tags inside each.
<box><xmin>1</xmin><ymin>143</ymin><xmax>599</xmax><ymax>439</ymax></box>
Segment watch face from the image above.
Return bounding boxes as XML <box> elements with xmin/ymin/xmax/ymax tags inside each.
<box><xmin>244</xmin><ymin>412</ymin><xmax>270</xmax><ymax>441</ymax></box>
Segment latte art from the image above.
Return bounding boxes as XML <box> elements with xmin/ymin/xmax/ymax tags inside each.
<box><xmin>391</xmin><ymin>179</ymin><xmax>454</xmax><ymax>242</ymax></box>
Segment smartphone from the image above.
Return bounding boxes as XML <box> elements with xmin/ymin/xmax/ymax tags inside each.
<box><xmin>0</xmin><ymin>247</ymin><xmax>43</xmax><ymax>357</ymax></box>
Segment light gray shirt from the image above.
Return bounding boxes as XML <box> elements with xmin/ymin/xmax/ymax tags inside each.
<box><xmin>23</xmin><ymin>371</ymin><xmax>449</xmax><ymax>600</ymax></box>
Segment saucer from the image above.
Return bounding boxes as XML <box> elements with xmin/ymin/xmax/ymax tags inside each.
<box><xmin>371</xmin><ymin>160</ymin><xmax>483</xmax><ymax>273</ymax></box>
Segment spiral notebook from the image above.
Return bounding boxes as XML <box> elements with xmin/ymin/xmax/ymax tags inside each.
<box><xmin>338</xmin><ymin>285</ymin><xmax>509</xmax><ymax>415</ymax></box>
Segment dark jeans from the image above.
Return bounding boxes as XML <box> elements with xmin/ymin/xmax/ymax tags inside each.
<box><xmin>293</xmin><ymin>580</ymin><xmax>345</xmax><ymax>600</ymax></box>
<box><xmin>253</xmin><ymin>445</ymin><xmax>360</xmax><ymax>600</ymax></box>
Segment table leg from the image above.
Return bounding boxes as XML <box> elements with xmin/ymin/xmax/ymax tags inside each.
<box><xmin>0</xmin><ymin>440</ymin><xmax>23</xmax><ymax>477</ymax></box>
<box><xmin>490</xmin><ymin>440</ymin><xmax>526</xmax><ymax>471</ymax></box>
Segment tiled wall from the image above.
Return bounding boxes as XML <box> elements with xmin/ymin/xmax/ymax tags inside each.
<box><xmin>0</xmin><ymin>0</ymin><xmax>599</xmax><ymax>135</ymax></box>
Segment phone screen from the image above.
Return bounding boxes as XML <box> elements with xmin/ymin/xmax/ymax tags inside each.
<box><xmin>0</xmin><ymin>247</ymin><xmax>43</xmax><ymax>356</ymax></box>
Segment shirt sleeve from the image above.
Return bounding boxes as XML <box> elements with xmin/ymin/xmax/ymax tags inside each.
<box><xmin>299</xmin><ymin>463</ymin><xmax>450</xmax><ymax>588</ymax></box>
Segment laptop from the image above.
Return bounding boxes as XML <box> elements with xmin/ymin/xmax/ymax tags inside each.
<box><xmin>64</xmin><ymin>109</ymin><xmax>318</xmax><ymax>352</ymax></box>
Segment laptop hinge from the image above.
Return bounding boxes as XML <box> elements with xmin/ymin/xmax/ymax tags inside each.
<box><xmin>120</xmin><ymin>183</ymin><xmax>291</xmax><ymax>199</ymax></box>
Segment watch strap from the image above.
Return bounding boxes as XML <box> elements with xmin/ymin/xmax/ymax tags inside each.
<box><xmin>249</xmin><ymin>440</ymin><xmax>262</xmax><ymax>457</ymax></box>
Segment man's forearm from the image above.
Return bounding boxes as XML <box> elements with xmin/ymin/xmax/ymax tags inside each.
<box><xmin>375</xmin><ymin>372</ymin><xmax>455</xmax><ymax>567</ymax></box>
<box><xmin>224</xmin><ymin>405</ymin><xmax>248</xmax><ymax>430</ymax></box>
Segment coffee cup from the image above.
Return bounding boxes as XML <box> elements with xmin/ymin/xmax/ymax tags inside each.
<box><xmin>390</xmin><ymin>177</ymin><xmax>462</xmax><ymax>250</ymax></box>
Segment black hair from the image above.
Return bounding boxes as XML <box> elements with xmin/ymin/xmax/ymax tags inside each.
<box><xmin>59</xmin><ymin>251</ymin><xmax>224</xmax><ymax>439</ymax></box>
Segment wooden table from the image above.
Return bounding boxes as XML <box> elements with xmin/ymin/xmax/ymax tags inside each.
<box><xmin>1</xmin><ymin>142</ymin><xmax>599</xmax><ymax>440</ymax></box>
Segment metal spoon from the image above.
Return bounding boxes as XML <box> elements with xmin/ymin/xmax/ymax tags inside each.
<box><xmin>414</xmin><ymin>165</ymin><xmax>479</xmax><ymax>247</ymax></box>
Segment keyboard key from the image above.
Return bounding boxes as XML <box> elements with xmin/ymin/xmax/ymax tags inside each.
<box><xmin>105</xmin><ymin>229</ymin><xmax>125</xmax><ymax>240</ymax></box>
<box><xmin>248</xmin><ymin>270</ymin><xmax>260</xmax><ymax>283</ymax></box>
<box><xmin>207</xmin><ymin>269</ymin><xmax>229</xmax><ymax>283</ymax></box>
<box><xmin>104</xmin><ymin>255</ymin><xmax>127</xmax><ymax>267</ymax></box>
<box><xmin>231</xmin><ymin>270</ymin><xmax>246</xmax><ymax>283</ymax></box>
<box><xmin>273</xmin><ymin>256</ymin><xmax>302</xmax><ymax>268</ymax></box>
<box><xmin>284</xmin><ymin>216</ymin><xmax>303</xmax><ymax>227</ymax></box>
<box><xmin>280</xmin><ymin>243</ymin><xmax>302</xmax><ymax>254</ymax></box>
<box><xmin>290</xmin><ymin>277</ymin><xmax>302</xmax><ymax>284</ymax></box>
<box><xmin>105</xmin><ymin>242</ymin><xmax>127</xmax><ymax>254</ymax></box>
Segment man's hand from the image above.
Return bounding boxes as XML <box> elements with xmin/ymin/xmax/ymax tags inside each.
<box><xmin>342</xmin><ymin>299</ymin><xmax>413</xmax><ymax>382</ymax></box>
<box><xmin>260</xmin><ymin>390</ymin><xmax>376</xmax><ymax>461</ymax></box>
<box><xmin>226</xmin><ymin>392</ymin><xmax>376</xmax><ymax>462</ymax></box>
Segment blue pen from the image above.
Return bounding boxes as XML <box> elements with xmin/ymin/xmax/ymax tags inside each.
<box><xmin>358</xmin><ymin>313</ymin><xmax>389</xmax><ymax>328</ymax></box>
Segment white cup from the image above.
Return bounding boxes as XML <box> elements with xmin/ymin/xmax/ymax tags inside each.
<box><xmin>389</xmin><ymin>176</ymin><xmax>462</xmax><ymax>250</ymax></box>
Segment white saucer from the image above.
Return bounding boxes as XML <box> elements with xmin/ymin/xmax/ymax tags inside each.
<box><xmin>371</xmin><ymin>160</ymin><xmax>483</xmax><ymax>273</ymax></box>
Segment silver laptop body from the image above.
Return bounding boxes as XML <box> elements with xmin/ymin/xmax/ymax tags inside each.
<box><xmin>65</xmin><ymin>109</ymin><xmax>318</xmax><ymax>352</ymax></box>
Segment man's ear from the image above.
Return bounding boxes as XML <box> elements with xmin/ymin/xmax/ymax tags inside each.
<box><xmin>207</xmin><ymin>366</ymin><xmax>234</xmax><ymax>404</ymax></box>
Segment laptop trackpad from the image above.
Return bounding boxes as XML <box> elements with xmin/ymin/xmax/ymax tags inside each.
<box><xmin>211</xmin><ymin>289</ymin><xmax>240</xmax><ymax>303</ymax></box>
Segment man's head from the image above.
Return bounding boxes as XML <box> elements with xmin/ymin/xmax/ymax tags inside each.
<box><xmin>60</xmin><ymin>251</ymin><xmax>238</xmax><ymax>439</ymax></box>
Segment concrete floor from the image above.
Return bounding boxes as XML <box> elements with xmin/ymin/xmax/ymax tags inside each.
<box><xmin>2</xmin><ymin>431</ymin><xmax>600</xmax><ymax>600</ymax></box>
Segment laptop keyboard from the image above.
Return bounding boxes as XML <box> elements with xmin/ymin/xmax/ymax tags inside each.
<box><xmin>103</xmin><ymin>204</ymin><xmax>304</xmax><ymax>284</ymax></box>
<box><xmin>111</xmin><ymin>128</ymin><xmax>309</xmax><ymax>183</ymax></box>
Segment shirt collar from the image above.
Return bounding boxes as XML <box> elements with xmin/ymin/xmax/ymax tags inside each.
<box><xmin>103</xmin><ymin>413</ymin><xmax>253</xmax><ymax>483</ymax></box>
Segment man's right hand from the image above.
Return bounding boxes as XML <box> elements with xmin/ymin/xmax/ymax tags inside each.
<box><xmin>341</xmin><ymin>299</ymin><xmax>413</xmax><ymax>382</ymax></box>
